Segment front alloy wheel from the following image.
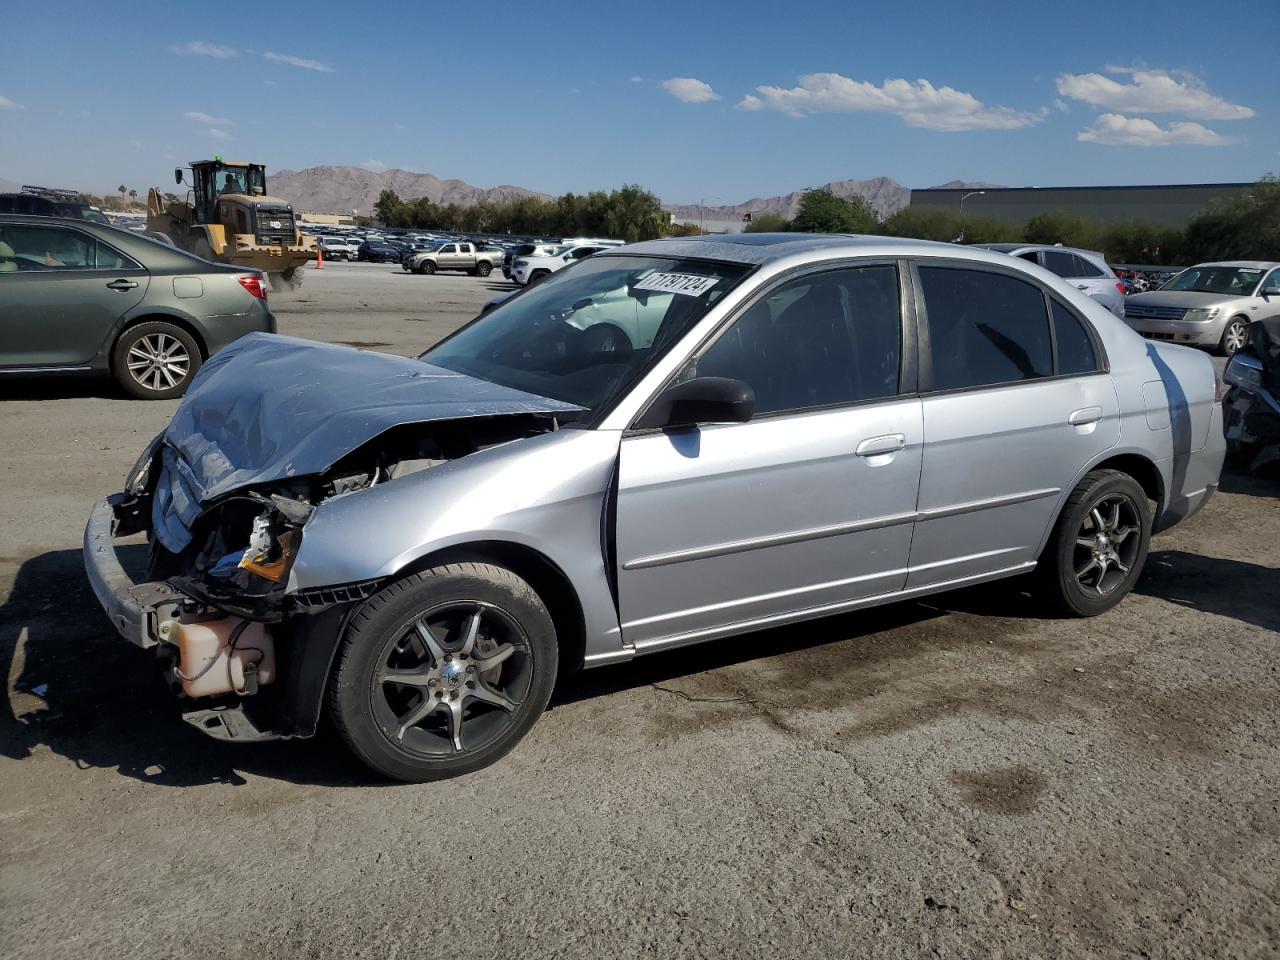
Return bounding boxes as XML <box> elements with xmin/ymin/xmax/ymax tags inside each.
<box><xmin>329</xmin><ymin>563</ymin><xmax>558</xmax><ymax>782</ymax></box>
<box><xmin>1220</xmin><ymin>318</ymin><xmax>1248</xmax><ymax>357</ymax></box>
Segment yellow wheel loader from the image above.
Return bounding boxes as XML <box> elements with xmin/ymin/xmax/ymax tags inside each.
<box><xmin>147</xmin><ymin>158</ymin><xmax>316</xmax><ymax>290</ymax></box>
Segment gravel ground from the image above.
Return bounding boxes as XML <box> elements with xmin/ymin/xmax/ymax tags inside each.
<box><xmin>2</xmin><ymin>261</ymin><xmax>1278</xmax><ymax>959</ymax></box>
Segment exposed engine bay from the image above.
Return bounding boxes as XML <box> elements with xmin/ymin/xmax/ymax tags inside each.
<box><xmin>107</xmin><ymin>413</ymin><xmax>567</xmax><ymax>735</ymax></box>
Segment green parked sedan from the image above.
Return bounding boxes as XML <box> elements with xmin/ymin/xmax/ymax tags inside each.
<box><xmin>0</xmin><ymin>214</ymin><xmax>276</xmax><ymax>399</ymax></box>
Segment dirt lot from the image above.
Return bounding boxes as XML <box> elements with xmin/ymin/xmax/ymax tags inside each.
<box><xmin>2</xmin><ymin>261</ymin><xmax>1278</xmax><ymax>959</ymax></box>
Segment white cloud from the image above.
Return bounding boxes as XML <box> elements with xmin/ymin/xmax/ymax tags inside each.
<box><xmin>184</xmin><ymin>111</ymin><xmax>231</xmax><ymax>126</ymax></box>
<box><xmin>1077</xmin><ymin>113</ymin><xmax>1233</xmax><ymax>147</ymax></box>
<box><xmin>171</xmin><ymin>41</ymin><xmax>235</xmax><ymax>58</ymax></box>
<box><xmin>263</xmin><ymin>51</ymin><xmax>334</xmax><ymax>72</ymax></box>
<box><xmin>0</xmin><ymin>94</ymin><xmax>22</xmax><ymax>110</ymax></box>
<box><xmin>629</xmin><ymin>74</ymin><xmax>644</xmax><ymax>83</ymax></box>
<box><xmin>737</xmin><ymin>73</ymin><xmax>1045</xmax><ymax>131</ymax></box>
<box><xmin>1053</xmin><ymin>98</ymin><xmax>1070</xmax><ymax>113</ymax></box>
<box><xmin>663</xmin><ymin>77</ymin><xmax>720</xmax><ymax>104</ymax></box>
<box><xmin>1056</xmin><ymin>67</ymin><xmax>1253</xmax><ymax>121</ymax></box>
<box><xmin>360</xmin><ymin>159</ymin><xmax>386</xmax><ymax>171</ymax></box>
<box><xmin>207</xmin><ymin>128</ymin><xmax>232</xmax><ymax>140</ymax></box>
<box><xmin>392</xmin><ymin>122</ymin><xmax>408</xmax><ymax>131</ymax></box>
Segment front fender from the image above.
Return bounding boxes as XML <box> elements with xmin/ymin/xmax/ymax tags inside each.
<box><xmin>291</xmin><ymin>428</ymin><xmax>627</xmax><ymax>659</ymax></box>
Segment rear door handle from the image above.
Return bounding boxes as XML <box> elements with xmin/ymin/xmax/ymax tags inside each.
<box><xmin>1069</xmin><ymin>406</ymin><xmax>1103</xmax><ymax>426</ymax></box>
<box><xmin>1075</xmin><ymin>284</ymin><xmax>1090</xmax><ymax>290</ymax></box>
<box><xmin>856</xmin><ymin>434</ymin><xmax>906</xmax><ymax>457</ymax></box>
<box><xmin>106</xmin><ymin>279</ymin><xmax>138</xmax><ymax>291</ymax></box>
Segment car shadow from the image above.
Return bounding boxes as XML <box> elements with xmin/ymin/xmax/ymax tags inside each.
<box><xmin>0</xmin><ymin>376</ymin><xmax>126</xmax><ymax>402</ymax></box>
<box><xmin>1</xmin><ymin>548</ymin><xmax>382</xmax><ymax>789</ymax></box>
<box><xmin>4</xmin><ymin>544</ymin><xmax>1262</xmax><ymax>789</ymax></box>
<box><xmin>1218</xmin><ymin>462</ymin><xmax>1280</xmax><ymax>498</ymax></box>
<box><xmin>1135</xmin><ymin>548</ymin><xmax>1280</xmax><ymax>632</ymax></box>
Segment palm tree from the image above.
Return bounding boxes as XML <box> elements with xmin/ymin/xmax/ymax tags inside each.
<box><xmin>128</xmin><ymin>189</ymin><xmax>137</xmax><ymax>203</ymax></box>
<box><xmin>117</xmin><ymin>185</ymin><xmax>127</xmax><ymax>203</ymax></box>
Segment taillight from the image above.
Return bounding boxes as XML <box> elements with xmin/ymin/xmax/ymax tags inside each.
<box><xmin>238</xmin><ymin>275</ymin><xmax>268</xmax><ymax>301</ymax></box>
<box><xmin>1115</xmin><ymin>282</ymin><xmax>1127</xmax><ymax>295</ymax></box>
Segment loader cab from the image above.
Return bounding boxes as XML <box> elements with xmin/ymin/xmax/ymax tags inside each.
<box><xmin>183</xmin><ymin>161</ymin><xmax>267</xmax><ymax>226</ymax></box>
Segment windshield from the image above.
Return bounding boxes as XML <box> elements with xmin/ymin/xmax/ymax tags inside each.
<box><xmin>423</xmin><ymin>255</ymin><xmax>751</xmax><ymax>413</ymax></box>
<box><xmin>1160</xmin><ymin>265</ymin><xmax>1263</xmax><ymax>296</ymax></box>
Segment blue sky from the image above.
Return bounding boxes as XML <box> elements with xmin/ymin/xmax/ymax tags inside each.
<box><xmin>0</xmin><ymin>0</ymin><xmax>1274</xmax><ymax>205</ymax></box>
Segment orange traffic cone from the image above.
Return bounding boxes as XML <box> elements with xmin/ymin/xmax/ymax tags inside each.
<box><xmin>314</xmin><ymin>244</ymin><xmax>324</xmax><ymax>269</ymax></box>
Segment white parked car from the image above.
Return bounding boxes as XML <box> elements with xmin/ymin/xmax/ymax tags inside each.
<box><xmin>512</xmin><ymin>244</ymin><xmax>610</xmax><ymax>286</ymax></box>
<box><xmin>317</xmin><ymin>236</ymin><xmax>359</xmax><ymax>261</ymax></box>
<box><xmin>976</xmin><ymin>244</ymin><xmax>1127</xmax><ymax>318</ymax></box>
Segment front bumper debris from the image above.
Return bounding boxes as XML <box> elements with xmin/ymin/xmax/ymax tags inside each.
<box><xmin>83</xmin><ymin>496</ymin><xmax>185</xmax><ymax>647</ymax></box>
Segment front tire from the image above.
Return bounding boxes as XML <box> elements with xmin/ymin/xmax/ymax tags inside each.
<box><xmin>112</xmin><ymin>321</ymin><xmax>202</xmax><ymax>400</ymax></box>
<box><xmin>417</xmin><ymin>260</ymin><xmax>436</xmax><ymax>275</ymax></box>
<box><xmin>1218</xmin><ymin>317</ymin><xmax>1248</xmax><ymax>357</ymax></box>
<box><xmin>1035</xmin><ymin>469</ymin><xmax>1151</xmax><ymax>616</ymax></box>
<box><xmin>329</xmin><ymin>563</ymin><xmax>558</xmax><ymax>782</ymax></box>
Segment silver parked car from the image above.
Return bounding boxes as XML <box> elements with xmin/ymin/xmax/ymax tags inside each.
<box><xmin>84</xmin><ymin>234</ymin><xmax>1224</xmax><ymax>781</ymax></box>
<box><xmin>1123</xmin><ymin>261</ymin><xmax>1280</xmax><ymax>357</ymax></box>
<box><xmin>975</xmin><ymin>243</ymin><xmax>1127</xmax><ymax>318</ymax></box>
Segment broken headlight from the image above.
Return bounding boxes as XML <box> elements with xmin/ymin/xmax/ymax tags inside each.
<box><xmin>125</xmin><ymin>433</ymin><xmax>164</xmax><ymax>495</ymax></box>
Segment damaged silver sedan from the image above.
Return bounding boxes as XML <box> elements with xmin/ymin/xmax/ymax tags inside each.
<box><xmin>85</xmin><ymin>235</ymin><xmax>1225</xmax><ymax>781</ymax></box>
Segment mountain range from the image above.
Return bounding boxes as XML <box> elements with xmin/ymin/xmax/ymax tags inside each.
<box><xmin>262</xmin><ymin>166</ymin><xmax>1000</xmax><ymax>223</ymax></box>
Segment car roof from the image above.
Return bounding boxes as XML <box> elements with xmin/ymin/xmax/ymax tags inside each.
<box><xmin>974</xmin><ymin>242</ymin><xmax>1107</xmax><ymax>259</ymax></box>
<box><xmin>619</xmin><ymin>233</ymin><xmax>971</xmax><ymax>266</ymax></box>
<box><xmin>1191</xmin><ymin>260</ymin><xmax>1280</xmax><ymax>270</ymax></box>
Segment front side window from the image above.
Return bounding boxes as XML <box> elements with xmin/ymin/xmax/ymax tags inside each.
<box><xmin>920</xmin><ymin>266</ymin><xmax>1052</xmax><ymax>390</ymax></box>
<box><xmin>693</xmin><ymin>265</ymin><xmax>902</xmax><ymax>415</ymax></box>
<box><xmin>423</xmin><ymin>255</ymin><xmax>750</xmax><ymax>414</ymax></box>
<box><xmin>0</xmin><ymin>224</ymin><xmax>95</xmax><ymax>272</ymax></box>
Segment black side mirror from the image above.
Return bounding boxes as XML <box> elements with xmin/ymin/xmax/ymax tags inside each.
<box><xmin>636</xmin><ymin>377</ymin><xmax>755</xmax><ymax>430</ymax></box>
<box><xmin>174</xmin><ymin>168</ymin><xmax>183</xmax><ymax>185</ymax></box>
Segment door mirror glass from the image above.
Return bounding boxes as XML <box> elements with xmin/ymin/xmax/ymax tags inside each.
<box><xmin>174</xmin><ymin>168</ymin><xmax>183</xmax><ymax>185</ymax></box>
<box><xmin>1262</xmin><ymin>286</ymin><xmax>1280</xmax><ymax>298</ymax></box>
<box><xmin>636</xmin><ymin>377</ymin><xmax>755</xmax><ymax>430</ymax></box>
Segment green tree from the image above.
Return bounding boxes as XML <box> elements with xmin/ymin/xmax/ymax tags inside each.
<box><xmin>743</xmin><ymin>212</ymin><xmax>791</xmax><ymax>233</ymax></box>
<box><xmin>1183</xmin><ymin>175</ymin><xmax>1280</xmax><ymax>262</ymax></box>
<box><xmin>790</xmin><ymin>189</ymin><xmax>878</xmax><ymax>234</ymax></box>
<box><xmin>373</xmin><ymin>189</ymin><xmax>404</xmax><ymax>226</ymax></box>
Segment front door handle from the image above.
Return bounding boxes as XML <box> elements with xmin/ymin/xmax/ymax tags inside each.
<box><xmin>1069</xmin><ymin>406</ymin><xmax>1103</xmax><ymax>426</ymax></box>
<box><xmin>106</xmin><ymin>279</ymin><xmax>139</xmax><ymax>291</ymax></box>
<box><xmin>856</xmin><ymin>434</ymin><xmax>906</xmax><ymax>457</ymax></box>
<box><xmin>1075</xmin><ymin>284</ymin><xmax>1090</xmax><ymax>290</ymax></box>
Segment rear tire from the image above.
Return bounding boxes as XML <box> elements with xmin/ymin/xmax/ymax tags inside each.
<box><xmin>112</xmin><ymin>321</ymin><xmax>202</xmax><ymax>400</ymax></box>
<box><xmin>1035</xmin><ymin>469</ymin><xmax>1151</xmax><ymax>616</ymax></box>
<box><xmin>328</xmin><ymin>563</ymin><xmax>558</xmax><ymax>783</ymax></box>
<box><xmin>476</xmin><ymin>261</ymin><xmax>493</xmax><ymax>277</ymax></box>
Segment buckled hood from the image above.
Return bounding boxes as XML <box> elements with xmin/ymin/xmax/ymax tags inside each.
<box><xmin>159</xmin><ymin>332</ymin><xmax>581</xmax><ymax>506</ymax></box>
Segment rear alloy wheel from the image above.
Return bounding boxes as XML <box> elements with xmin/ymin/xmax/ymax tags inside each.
<box><xmin>1219</xmin><ymin>318</ymin><xmax>1248</xmax><ymax>357</ymax></box>
<box><xmin>329</xmin><ymin>563</ymin><xmax>558</xmax><ymax>782</ymax></box>
<box><xmin>476</xmin><ymin>261</ymin><xmax>493</xmax><ymax>277</ymax></box>
<box><xmin>112</xmin><ymin>321</ymin><xmax>201</xmax><ymax>400</ymax></box>
<box><xmin>1036</xmin><ymin>469</ymin><xmax>1151</xmax><ymax>616</ymax></box>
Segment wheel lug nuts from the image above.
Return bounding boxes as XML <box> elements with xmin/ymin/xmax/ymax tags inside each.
<box><xmin>450</xmin><ymin>691</ymin><xmax>458</xmax><ymax>700</ymax></box>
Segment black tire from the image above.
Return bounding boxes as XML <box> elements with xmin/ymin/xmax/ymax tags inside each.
<box><xmin>1218</xmin><ymin>317</ymin><xmax>1248</xmax><ymax>357</ymax></box>
<box><xmin>112</xmin><ymin>321</ymin><xmax>202</xmax><ymax>400</ymax></box>
<box><xmin>328</xmin><ymin>563</ymin><xmax>558</xmax><ymax>782</ymax></box>
<box><xmin>417</xmin><ymin>260</ymin><xmax>436</xmax><ymax>275</ymax></box>
<box><xmin>529</xmin><ymin>270</ymin><xmax>550</xmax><ymax>286</ymax></box>
<box><xmin>1035</xmin><ymin>469</ymin><xmax>1152</xmax><ymax>616</ymax></box>
<box><xmin>476</xmin><ymin>261</ymin><xmax>493</xmax><ymax>277</ymax></box>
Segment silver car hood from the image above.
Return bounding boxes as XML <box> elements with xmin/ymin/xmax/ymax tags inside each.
<box><xmin>159</xmin><ymin>332</ymin><xmax>581</xmax><ymax>505</ymax></box>
<box><xmin>1128</xmin><ymin>290</ymin><xmax>1239</xmax><ymax>308</ymax></box>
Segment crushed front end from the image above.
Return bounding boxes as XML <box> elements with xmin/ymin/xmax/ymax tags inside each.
<box><xmin>82</xmin><ymin>333</ymin><xmax>581</xmax><ymax>744</ymax></box>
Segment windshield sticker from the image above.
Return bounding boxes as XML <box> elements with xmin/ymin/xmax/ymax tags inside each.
<box><xmin>633</xmin><ymin>272</ymin><xmax>720</xmax><ymax>297</ymax></box>
<box><xmin>1240</xmin><ymin>268</ymin><xmax>1262</xmax><ymax>274</ymax></box>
